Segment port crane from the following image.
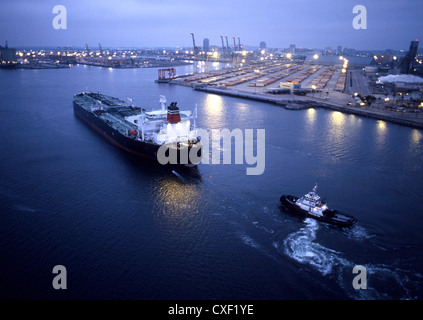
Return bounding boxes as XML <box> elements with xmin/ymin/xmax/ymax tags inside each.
<box><xmin>85</xmin><ymin>42</ymin><xmax>90</xmax><ymax>54</ymax></box>
<box><xmin>190</xmin><ymin>32</ymin><xmax>198</xmax><ymax>55</ymax></box>
<box><xmin>225</xmin><ymin>35</ymin><xmax>230</xmax><ymax>55</ymax></box>
<box><xmin>98</xmin><ymin>42</ymin><xmax>103</xmax><ymax>56</ymax></box>
<box><xmin>220</xmin><ymin>35</ymin><xmax>226</xmax><ymax>57</ymax></box>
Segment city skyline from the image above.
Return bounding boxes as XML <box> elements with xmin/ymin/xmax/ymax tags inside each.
<box><xmin>1</xmin><ymin>0</ymin><xmax>422</xmax><ymax>50</ymax></box>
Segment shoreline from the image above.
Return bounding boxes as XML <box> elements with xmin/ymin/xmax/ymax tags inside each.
<box><xmin>171</xmin><ymin>82</ymin><xmax>423</xmax><ymax>130</ymax></box>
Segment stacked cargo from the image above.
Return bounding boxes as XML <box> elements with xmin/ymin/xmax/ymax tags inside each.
<box><xmin>249</xmin><ymin>64</ymin><xmax>306</xmax><ymax>87</ymax></box>
<box><xmin>335</xmin><ymin>72</ymin><xmax>346</xmax><ymax>91</ymax></box>
<box><xmin>285</xmin><ymin>66</ymin><xmax>323</xmax><ymax>84</ymax></box>
<box><xmin>308</xmin><ymin>67</ymin><xmax>336</xmax><ymax>89</ymax></box>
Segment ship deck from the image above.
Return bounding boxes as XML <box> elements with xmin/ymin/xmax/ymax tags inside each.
<box><xmin>74</xmin><ymin>92</ymin><xmax>193</xmax><ymax>139</ymax></box>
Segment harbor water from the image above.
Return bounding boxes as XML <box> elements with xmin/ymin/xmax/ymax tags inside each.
<box><xmin>0</xmin><ymin>65</ymin><xmax>422</xmax><ymax>299</ymax></box>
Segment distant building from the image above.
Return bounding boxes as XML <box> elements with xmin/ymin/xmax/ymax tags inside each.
<box><xmin>0</xmin><ymin>41</ymin><xmax>17</xmax><ymax>66</ymax></box>
<box><xmin>260</xmin><ymin>41</ymin><xmax>266</xmax><ymax>49</ymax></box>
<box><xmin>289</xmin><ymin>44</ymin><xmax>296</xmax><ymax>54</ymax></box>
<box><xmin>337</xmin><ymin>45</ymin><xmax>342</xmax><ymax>55</ymax></box>
<box><xmin>280</xmin><ymin>81</ymin><xmax>301</xmax><ymax>93</ymax></box>
<box><xmin>203</xmin><ymin>38</ymin><xmax>210</xmax><ymax>53</ymax></box>
<box><xmin>399</xmin><ymin>40</ymin><xmax>419</xmax><ymax>74</ymax></box>
<box><xmin>0</xmin><ymin>41</ymin><xmax>17</xmax><ymax>69</ymax></box>
<box><xmin>343</xmin><ymin>47</ymin><xmax>356</xmax><ymax>55</ymax></box>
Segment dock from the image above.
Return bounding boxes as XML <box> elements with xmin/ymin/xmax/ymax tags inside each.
<box><xmin>192</xmin><ymin>85</ymin><xmax>423</xmax><ymax>129</ymax></box>
<box><xmin>164</xmin><ymin>60</ymin><xmax>423</xmax><ymax>130</ymax></box>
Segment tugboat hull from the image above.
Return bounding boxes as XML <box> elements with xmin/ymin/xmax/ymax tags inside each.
<box><xmin>280</xmin><ymin>195</ymin><xmax>356</xmax><ymax>227</ymax></box>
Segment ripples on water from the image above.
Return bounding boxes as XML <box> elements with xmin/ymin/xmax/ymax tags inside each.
<box><xmin>1</xmin><ymin>66</ymin><xmax>422</xmax><ymax>299</ymax></box>
<box><xmin>272</xmin><ymin>217</ymin><xmax>422</xmax><ymax>299</ymax></box>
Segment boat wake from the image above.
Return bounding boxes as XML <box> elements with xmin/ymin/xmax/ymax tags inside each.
<box><xmin>281</xmin><ymin>218</ymin><xmax>349</xmax><ymax>276</ymax></box>
<box><xmin>278</xmin><ymin>218</ymin><xmax>421</xmax><ymax>299</ymax></box>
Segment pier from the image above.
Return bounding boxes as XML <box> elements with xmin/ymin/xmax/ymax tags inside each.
<box><xmin>165</xmin><ymin>59</ymin><xmax>423</xmax><ymax>130</ymax></box>
<box><xmin>191</xmin><ymin>85</ymin><xmax>423</xmax><ymax>129</ymax></box>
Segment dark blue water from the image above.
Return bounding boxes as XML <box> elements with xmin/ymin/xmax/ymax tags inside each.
<box><xmin>1</xmin><ymin>65</ymin><xmax>422</xmax><ymax>300</ymax></box>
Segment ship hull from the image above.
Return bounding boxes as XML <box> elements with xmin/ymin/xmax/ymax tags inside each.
<box><xmin>280</xmin><ymin>195</ymin><xmax>356</xmax><ymax>227</ymax></box>
<box><xmin>73</xmin><ymin>100</ymin><xmax>200</xmax><ymax>166</ymax></box>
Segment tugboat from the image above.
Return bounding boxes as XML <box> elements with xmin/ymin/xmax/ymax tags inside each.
<box><xmin>280</xmin><ymin>184</ymin><xmax>357</xmax><ymax>227</ymax></box>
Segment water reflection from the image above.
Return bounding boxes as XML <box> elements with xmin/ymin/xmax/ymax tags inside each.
<box><xmin>303</xmin><ymin>108</ymin><xmax>317</xmax><ymax>143</ymax></box>
<box><xmin>410</xmin><ymin>129</ymin><xmax>422</xmax><ymax>146</ymax></box>
<box><xmin>375</xmin><ymin>120</ymin><xmax>388</xmax><ymax>150</ymax></box>
<box><xmin>330</xmin><ymin>111</ymin><xmax>346</xmax><ymax>127</ymax></box>
<box><xmin>409</xmin><ymin>129</ymin><xmax>422</xmax><ymax>154</ymax></box>
<box><xmin>235</xmin><ymin>102</ymin><xmax>250</xmax><ymax>123</ymax></box>
<box><xmin>306</xmin><ymin>108</ymin><xmax>316</xmax><ymax>125</ymax></box>
<box><xmin>327</xmin><ymin>111</ymin><xmax>347</xmax><ymax>147</ymax></box>
<box><xmin>203</xmin><ymin>94</ymin><xmax>225</xmax><ymax>128</ymax></box>
<box><xmin>153</xmin><ymin>175</ymin><xmax>202</xmax><ymax>225</ymax></box>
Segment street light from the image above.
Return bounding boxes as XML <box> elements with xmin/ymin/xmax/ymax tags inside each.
<box><xmin>313</xmin><ymin>54</ymin><xmax>319</xmax><ymax>60</ymax></box>
<box><xmin>311</xmin><ymin>85</ymin><xmax>316</xmax><ymax>97</ymax></box>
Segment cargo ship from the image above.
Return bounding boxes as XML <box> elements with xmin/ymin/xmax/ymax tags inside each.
<box><xmin>73</xmin><ymin>92</ymin><xmax>202</xmax><ymax>166</ymax></box>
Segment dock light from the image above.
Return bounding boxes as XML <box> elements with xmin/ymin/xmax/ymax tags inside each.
<box><xmin>312</xmin><ymin>85</ymin><xmax>316</xmax><ymax>91</ymax></box>
<box><xmin>420</xmin><ymin>102</ymin><xmax>423</xmax><ymax>108</ymax></box>
<box><xmin>286</xmin><ymin>53</ymin><xmax>292</xmax><ymax>59</ymax></box>
<box><xmin>212</xmin><ymin>51</ymin><xmax>219</xmax><ymax>58</ymax></box>
<box><xmin>354</xmin><ymin>92</ymin><xmax>358</xmax><ymax>96</ymax></box>
<box><xmin>261</xmin><ymin>49</ymin><xmax>265</xmax><ymax>55</ymax></box>
<box><xmin>313</xmin><ymin>54</ymin><xmax>319</xmax><ymax>59</ymax></box>
<box><xmin>339</xmin><ymin>56</ymin><xmax>344</xmax><ymax>60</ymax></box>
<box><xmin>385</xmin><ymin>98</ymin><xmax>390</xmax><ymax>102</ymax></box>
<box><xmin>342</xmin><ymin>68</ymin><xmax>346</xmax><ymax>73</ymax></box>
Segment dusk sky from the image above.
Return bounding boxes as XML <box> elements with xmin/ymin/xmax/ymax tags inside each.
<box><xmin>1</xmin><ymin>0</ymin><xmax>422</xmax><ymax>50</ymax></box>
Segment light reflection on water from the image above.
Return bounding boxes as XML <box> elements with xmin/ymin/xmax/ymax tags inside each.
<box><xmin>154</xmin><ymin>176</ymin><xmax>201</xmax><ymax>218</ymax></box>
<box><xmin>203</xmin><ymin>94</ymin><xmax>225</xmax><ymax>128</ymax></box>
<box><xmin>306</xmin><ymin>108</ymin><xmax>316</xmax><ymax>124</ymax></box>
<box><xmin>375</xmin><ymin>120</ymin><xmax>388</xmax><ymax>151</ymax></box>
<box><xmin>410</xmin><ymin>129</ymin><xmax>422</xmax><ymax>147</ymax></box>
